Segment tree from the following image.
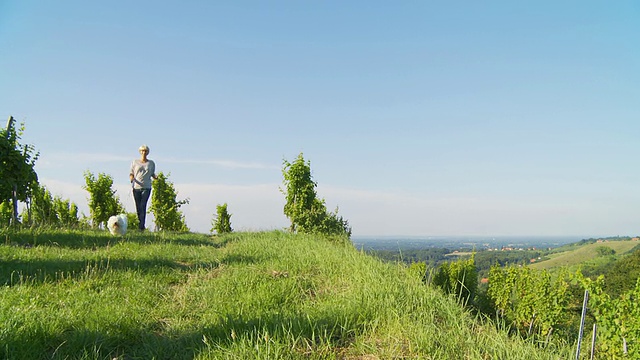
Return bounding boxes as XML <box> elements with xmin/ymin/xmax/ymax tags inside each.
<box><xmin>0</xmin><ymin>116</ymin><xmax>39</xmax><ymax>225</ymax></box>
<box><xmin>150</xmin><ymin>172</ymin><xmax>189</xmax><ymax>232</ymax></box>
<box><xmin>211</xmin><ymin>203</ymin><xmax>233</xmax><ymax>234</ymax></box>
<box><xmin>281</xmin><ymin>153</ymin><xmax>351</xmax><ymax>238</ymax></box>
<box><xmin>83</xmin><ymin>171</ymin><xmax>125</xmax><ymax>228</ymax></box>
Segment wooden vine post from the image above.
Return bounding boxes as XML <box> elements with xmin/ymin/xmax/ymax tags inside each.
<box><xmin>5</xmin><ymin>116</ymin><xmax>19</xmax><ymax>225</ymax></box>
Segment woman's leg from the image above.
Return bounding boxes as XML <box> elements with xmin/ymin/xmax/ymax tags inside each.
<box><xmin>133</xmin><ymin>189</ymin><xmax>144</xmax><ymax>230</ymax></box>
<box><xmin>138</xmin><ymin>188</ymin><xmax>151</xmax><ymax>230</ymax></box>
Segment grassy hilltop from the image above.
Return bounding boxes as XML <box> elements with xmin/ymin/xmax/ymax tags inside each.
<box><xmin>0</xmin><ymin>229</ymin><xmax>572</xmax><ymax>359</ymax></box>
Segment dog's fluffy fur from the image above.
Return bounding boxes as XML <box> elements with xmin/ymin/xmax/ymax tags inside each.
<box><xmin>107</xmin><ymin>214</ymin><xmax>128</xmax><ymax>236</ymax></box>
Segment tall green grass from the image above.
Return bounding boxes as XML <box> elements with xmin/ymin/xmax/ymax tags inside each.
<box><xmin>0</xmin><ymin>228</ymin><xmax>572</xmax><ymax>359</ymax></box>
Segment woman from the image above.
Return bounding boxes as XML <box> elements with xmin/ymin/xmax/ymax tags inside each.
<box><xmin>130</xmin><ymin>144</ymin><xmax>157</xmax><ymax>231</ymax></box>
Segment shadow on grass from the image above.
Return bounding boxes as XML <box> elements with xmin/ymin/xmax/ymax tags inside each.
<box><xmin>0</xmin><ymin>257</ymin><xmax>215</xmax><ymax>286</ymax></box>
<box><xmin>1</xmin><ymin>229</ymin><xmax>227</xmax><ymax>249</ymax></box>
<box><xmin>220</xmin><ymin>253</ymin><xmax>260</xmax><ymax>265</ymax></box>
<box><xmin>1</xmin><ymin>311</ymin><xmax>364</xmax><ymax>359</ymax></box>
<box><xmin>0</xmin><ymin>250</ymin><xmax>260</xmax><ymax>286</ymax></box>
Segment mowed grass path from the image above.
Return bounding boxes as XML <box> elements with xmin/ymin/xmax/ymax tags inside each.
<box><xmin>529</xmin><ymin>239</ymin><xmax>639</xmax><ymax>270</ymax></box>
<box><xmin>0</xmin><ymin>229</ymin><xmax>571</xmax><ymax>359</ymax></box>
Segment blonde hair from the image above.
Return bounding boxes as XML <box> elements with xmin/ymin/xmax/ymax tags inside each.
<box><xmin>139</xmin><ymin>145</ymin><xmax>150</xmax><ymax>152</ymax></box>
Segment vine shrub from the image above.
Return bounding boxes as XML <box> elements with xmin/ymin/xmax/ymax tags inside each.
<box><xmin>22</xmin><ymin>183</ymin><xmax>57</xmax><ymax>226</ymax></box>
<box><xmin>576</xmin><ymin>274</ymin><xmax>640</xmax><ymax>358</ymax></box>
<box><xmin>602</xmin><ymin>248</ymin><xmax>640</xmax><ymax>298</ymax></box>
<box><xmin>126</xmin><ymin>213</ymin><xmax>139</xmax><ymax>230</ymax></box>
<box><xmin>485</xmin><ymin>265</ymin><xmax>640</xmax><ymax>354</ymax></box>
<box><xmin>281</xmin><ymin>153</ymin><xmax>351</xmax><ymax>238</ymax></box>
<box><xmin>83</xmin><ymin>171</ymin><xmax>125</xmax><ymax>229</ymax></box>
<box><xmin>0</xmin><ymin>202</ymin><xmax>12</xmax><ymax>227</ymax></box>
<box><xmin>0</xmin><ymin>118</ymin><xmax>39</xmax><ymax>225</ymax></box>
<box><xmin>486</xmin><ymin>265</ymin><xmax>571</xmax><ymax>339</ymax></box>
<box><xmin>150</xmin><ymin>172</ymin><xmax>189</xmax><ymax>232</ymax></box>
<box><xmin>20</xmin><ymin>183</ymin><xmax>80</xmax><ymax>228</ymax></box>
<box><xmin>54</xmin><ymin>198</ymin><xmax>80</xmax><ymax>228</ymax></box>
<box><xmin>211</xmin><ymin>203</ymin><xmax>232</xmax><ymax>234</ymax></box>
<box><xmin>432</xmin><ymin>255</ymin><xmax>478</xmax><ymax>305</ymax></box>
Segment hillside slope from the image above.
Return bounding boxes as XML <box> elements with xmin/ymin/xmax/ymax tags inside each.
<box><xmin>529</xmin><ymin>238</ymin><xmax>639</xmax><ymax>270</ymax></box>
<box><xmin>0</xmin><ymin>229</ymin><xmax>571</xmax><ymax>359</ymax></box>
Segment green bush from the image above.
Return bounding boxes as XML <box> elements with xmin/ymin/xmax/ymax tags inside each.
<box><xmin>211</xmin><ymin>203</ymin><xmax>232</xmax><ymax>234</ymax></box>
<box><xmin>83</xmin><ymin>171</ymin><xmax>125</xmax><ymax>228</ymax></box>
<box><xmin>432</xmin><ymin>255</ymin><xmax>478</xmax><ymax>305</ymax></box>
<box><xmin>595</xmin><ymin>246</ymin><xmax>615</xmax><ymax>256</ymax></box>
<box><xmin>281</xmin><ymin>153</ymin><xmax>351</xmax><ymax>238</ymax></box>
<box><xmin>150</xmin><ymin>172</ymin><xmax>189</xmax><ymax>232</ymax></box>
<box><xmin>0</xmin><ymin>201</ymin><xmax>12</xmax><ymax>227</ymax></box>
<box><xmin>0</xmin><ymin>118</ymin><xmax>39</xmax><ymax>225</ymax></box>
<box><xmin>20</xmin><ymin>183</ymin><xmax>80</xmax><ymax>228</ymax></box>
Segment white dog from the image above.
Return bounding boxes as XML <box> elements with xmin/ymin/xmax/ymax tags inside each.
<box><xmin>107</xmin><ymin>214</ymin><xmax>128</xmax><ymax>236</ymax></box>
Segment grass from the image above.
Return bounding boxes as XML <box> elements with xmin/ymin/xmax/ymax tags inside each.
<box><xmin>0</xmin><ymin>228</ymin><xmax>573</xmax><ymax>359</ymax></box>
<box><xmin>529</xmin><ymin>238</ymin><xmax>639</xmax><ymax>270</ymax></box>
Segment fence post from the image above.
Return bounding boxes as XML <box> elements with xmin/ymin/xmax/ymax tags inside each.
<box><xmin>528</xmin><ymin>312</ymin><xmax>536</xmax><ymax>337</ymax></box>
<box><xmin>590</xmin><ymin>323</ymin><xmax>596</xmax><ymax>360</ymax></box>
<box><xmin>5</xmin><ymin>116</ymin><xmax>19</xmax><ymax>226</ymax></box>
<box><xmin>575</xmin><ymin>290</ymin><xmax>589</xmax><ymax>360</ymax></box>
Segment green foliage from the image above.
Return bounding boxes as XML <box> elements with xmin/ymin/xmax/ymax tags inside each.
<box><xmin>484</xmin><ymin>247</ymin><xmax>640</xmax><ymax>353</ymax></box>
<box><xmin>22</xmin><ymin>182</ymin><xmax>57</xmax><ymax>226</ymax></box>
<box><xmin>0</xmin><ymin>202</ymin><xmax>12</xmax><ymax>227</ymax></box>
<box><xmin>595</xmin><ymin>245</ymin><xmax>615</xmax><ymax>256</ymax></box>
<box><xmin>83</xmin><ymin>171</ymin><xmax>125</xmax><ymax>229</ymax></box>
<box><xmin>369</xmin><ymin>247</ymin><xmax>452</xmax><ymax>267</ymax></box>
<box><xmin>0</xmin><ymin>118</ymin><xmax>39</xmax><ymax>224</ymax></box>
<box><xmin>602</xmin><ymin>248</ymin><xmax>640</xmax><ymax>297</ymax></box>
<box><xmin>19</xmin><ymin>183</ymin><xmax>81</xmax><ymax>228</ymax></box>
<box><xmin>575</xmin><ymin>273</ymin><xmax>640</xmax><ymax>358</ymax></box>
<box><xmin>474</xmin><ymin>249</ymin><xmax>543</xmax><ymax>277</ymax></box>
<box><xmin>150</xmin><ymin>172</ymin><xmax>189</xmax><ymax>232</ymax></box>
<box><xmin>487</xmin><ymin>266</ymin><xmax>572</xmax><ymax>338</ymax></box>
<box><xmin>281</xmin><ymin>153</ymin><xmax>351</xmax><ymax>238</ymax></box>
<box><xmin>432</xmin><ymin>254</ymin><xmax>478</xmax><ymax>305</ymax></box>
<box><xmin>408</xmin><ymin>261</ymin><xmax>427</xmax><ymax>280</ymax></box>
<box><xmin>126</xmin><ymin>212</ymin><xmax>139</xmax><ymax>230</ymax></box>
<box><xmin>211</xmin><ymin>203</ymin><xmax>233</xmax><ymax>234</ymax></box>
<box><xmin>281</xmin><ymin>153</ymin><xmax>317</xmax><ymax>232</ymax></box>
<box><xmin>53</xmin><ymin>197</ymin><xmax>80</xmax><ymax>228</ymax></box>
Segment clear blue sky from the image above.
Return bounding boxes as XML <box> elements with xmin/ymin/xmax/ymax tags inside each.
<box><xmin>1</xmin><ymin>1</ymin><xmax>639</xmax><ymax>236</ymax></box>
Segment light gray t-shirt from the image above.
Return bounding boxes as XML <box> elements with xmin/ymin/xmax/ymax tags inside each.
<box><xmin>130</xmin><ymin>159</ymin><xmax>156</xmax><ymax>189</ymax></box>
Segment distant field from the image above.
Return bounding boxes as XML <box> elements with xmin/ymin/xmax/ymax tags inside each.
<box><xmin>444</xmin><ymin>251</ymin><xmax>474</xmax><ymax>257</ymax></box>
<box><xmin>529</xmin><ymin>239</ymin><xmax>639</xmax><ymax>270</ymax></box>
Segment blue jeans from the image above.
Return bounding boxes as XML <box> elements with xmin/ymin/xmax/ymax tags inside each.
<box><xmin>133</xmin><ymin>188</ymin><xmax>151</xmax><ymax>230</ymax></box>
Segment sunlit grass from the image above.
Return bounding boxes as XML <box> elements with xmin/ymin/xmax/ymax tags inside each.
<box><xmin>0</xmin><ymin>228</ymin><xmax>572</xmax><ymax>359</ymax></box>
